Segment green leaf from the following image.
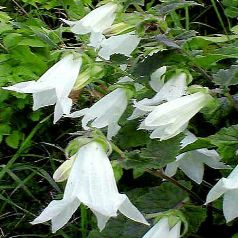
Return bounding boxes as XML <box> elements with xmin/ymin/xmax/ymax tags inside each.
<box><xmin>181</xmin><ymin>138</ymin><xmax>214</xmax><ymax>153</ymax></box>
<box><xmin>18</xmin><ymin>38</ymin><xmax>47</xmax><ymax>47</ymax></box>
<box><xmin>3</xmin><ymin>33</ymin><xmax>22</xmax><ymax>49</ymax></box>
<box><xmin>222</xmin><ymin>0</ymin><xmax>238</xmax><ymax>18</ymax></box>
<box><xmin>181</xmin><ymin>204</ymin><xmax>207</xmax><ymax>235</ymax></box>
<box><xmin>141</xmin><ymin>134</ymin><xmax>183</xmax><ymax>167</ymax></box>
<box><xmin>5</xmin><ymin>130</ymin><xmax>22</xmax><ymax>149</ymax></box>
<box><xmin>123</xmin><ymin>134</ymin><xmax>184</xmax><ymax>170</ymax></box>
<box><xmin>134</xmin><ymin>181</ymin><xmax>190</xmax><ymax>213</ymax></box>
<box><xmin>208</xmin><ymin>124</ymin><xmax>238</xmax><ymax>163</ymax></box>
<box><xmin>116</xmin><ymin>121</ymin><xmax>149</xmax><ymax>149</ymax></box>
<box><xmin>156</xmin><ymin>1</ymin><xmax>201</xmax><ymax>15</ymax></box>
<box><xmin>196</xmin><ymin>35</ymin><xmax>238</xmax><ymax>43</ymax></box>
<box><xmin>0</xmin><ymin>123</ymin><xmax>11</xmax><ymax>136</ymax></box>
<box><xmin>213</xmin><ymin>65</ymin><xmax>238</xmax><ymax>87</ymax></box>
<box><xmin>201</xmin><ymin>97</ymin><xmax>232</xmax><ymax>125</ymax></box>
<box><xmin>111</xmin><ymin>161</ymin><xmax>123</xmax><ymax>182</ymax></box>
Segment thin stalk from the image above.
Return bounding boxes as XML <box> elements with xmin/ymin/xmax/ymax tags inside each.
<box><xmin>147</xmin><ymin>169</ymin><xmax>204</xmax><ymax>203</ymax></box>
<box><xmin>210</xmin><ymin>0</ymin><xmax>229</xmax><ymax>37</ymax></box>
<box><xmin>170</xmin><ymin>11</ymin><xmax>182</xmax><ymax>28</ymax></box>
<box><xmin>185</xmin><ymin>6</ymin><xmax>189</xmax><ymax>30</ymax></box>
<box><xmin>11</xmin><ymin>0</ymin><xmax>29</xmax><ymax>16</ymax></box>
<box><xmin>80</xmin><ymin>205</ymin><xmax>88</xmax><ymax>238</ymax></box>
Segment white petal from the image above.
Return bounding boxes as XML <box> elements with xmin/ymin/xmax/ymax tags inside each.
<box><xmin>31</xmin><ymin>199</ymin><xmax>73</xmax><ymax>224</ymax></box>
<box><xmin>119</xmin><ymin>196</ymin><xmax>149</xmax><ymax>226</ymax></box>
<box><xmin>51</xmin><ymin>198</ymin><xmax>81</xmax><ymax>233</ymax></box>
<box><xmin>128</xmin><ymin>98</ymin><xmax>156</xmax><ymax>121</ymax></box>
<box><xmin>180</xmin><ymin>131</ymin><xmax>197</xmax><ymax>148</ymax></box>
<box><xmin>32</xmin><ymin>89</ymin><xmax>57</xmax><ymax>110</ymax></box>
<box><xmin>168</xmin><ymin>221</ymin><xmax>181</xmax><ymax>238</ymax></box>
<box><xmin>205</xmin><ymin>178</ymin><xmax>228</xmax><ymax>204</ymax></box>
<box><xmin>223</xmin><ymin>189</ymin><xmax>238</xmax><ymax>222</ymax></box>
<box><xmin>179</xmin><ymin>151</ymin><xmax>204</xmax><ymax>184</ymax></box>
<box><xmin>145</xmin><ymin>93</ymin><xmax>209</xmax><ymax>127</ymax></box>
<box><xmin>54</xmin><ymin>97</ymin><xmax>73</xmax><ymax>123</ymax></box>
<box><xmin>81</xmin><ymin>88</ymin><xmax>127</xmax><ymax>133</ymax></box>
<box><xmin>164</xmin><ymin>161</ymin><xmax>179</xmax><ymax>177</ymax></box>
<box><xmin>107</xmin><ymin>123</ymin><xmax>121</xmax><ymax>140</ymax></box>
<box><xmin>142</xmin><ymin>218</ymin><xmax>170</xmax><ymax>238</ymax></box>
<box><xmin>98</xmin><ymin>32</ymin><xmax>140</xmax><ymax>60</ymax></box>
<box><xmin>150</xmin><ymin>72</ymin><xmax>187</xmax><ymax>104</ymax></box>
<box><xmin>128</xmin><ymin>108</ymin><xmax>147</xmax><ymax>120</ymax></box>
<box><xmin>133</xmin><ymin>100</ymin><xmax>157</xmax><ymax>112</ymax></box>
<box><xmin>3</xmin><ymin>81</ymin><xmax>53</xmax><ymax>93</ymax></box>
<box><xmin>149</xmin><ymin>122</ymin><xmax>188</xmax><ymax>140</ymax></box>
<box><xmin>88</xmin><ymin>32</ymin><xmax>105</xmax><ymax>49</ymax></box>
<box><xmin>92</xmin><ymin>210</ymin><xmax>110</xmax><ymax>231</ymax></box>
<box><xmin>150</xmin><ymin>66</ymin><xmax>167</xmax><ymax>92</ymax></box>
<box><xmin>198</xmin><ymin>149</ymin><xmax>229</xmax><ymax>169</ymax></box>
<box><xmin>64</xmin><ymin>3</ymin><xmax>117</xmax><ymax>35</ymax></box>
<box><xmin>227</xmin><ymin>164</ymin><xmax>238</xmax><ymax>180</ymax></box>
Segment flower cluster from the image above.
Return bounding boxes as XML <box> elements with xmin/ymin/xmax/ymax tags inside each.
<box><xmin>2</xmin><ymin>1</ymin><xmax>235</xmax><ymax>236</ymax></box>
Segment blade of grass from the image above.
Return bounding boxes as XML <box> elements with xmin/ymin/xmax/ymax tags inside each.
<box><xmin>210</xmin><ymin>0</ymin><xmax>229</xmax><ymax>36</ymax></box>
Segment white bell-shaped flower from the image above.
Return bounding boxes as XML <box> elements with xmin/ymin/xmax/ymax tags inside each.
<box><xmin>62</xmin><ymin>3</ymin><xmax>117</xmax><ymax>35</ymax></box>
<box><xmin>165</xmin><ymin>132</ymin><xmax>229</xmax><ymax>184</ymax></box>
<box><xmin>31</xmin><ymin>141</ymin><xmax>148</xmax><ymax>233</ymax></box>
<box><xmin>2</xmin><ymin>54</ymin><xmax>82</xmax><ymax>123</ymax></box>
<box><xmin>139</xmin><ymin>92</ymin><xmax>211</xmax><ymax>140</ymax></box>
<box><xmin>97</xmin><ymin>32</ymin><xmax>141</xmax><ymax>60</ymax></box>
<box><xmin>206</xmin><ymin>165</ymin><xmax>238</xmax><ymax>222</ymax></box>
<box><xmin>129</xmin><ymin>69</ymin><xmax>187</xmax><ymax>120</ymax></box>
<box><xmin>142</xmin><ymin>217</ymin><xmax>181</xmax><ymax>238</ymax></box>
<box><xmin>68</xmin><ymin>88</ymin><xmax>129</xmax><ymax>139</ymax></box>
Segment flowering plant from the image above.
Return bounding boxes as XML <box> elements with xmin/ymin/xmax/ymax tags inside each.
<box><xmin>1</xmin><ymin>1</ymin><xmax>238</xmax><ymax>237</ymax></box>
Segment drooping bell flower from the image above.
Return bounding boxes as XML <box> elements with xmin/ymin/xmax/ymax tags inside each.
<box><xmin>206</xmin><ymin>165</ymin><xmax>238</xmax><ymax>222</ymax></box>
<box><xmin>31</xmin><ymin>141</ymin><xmax>148</xmax><ymax>233</ymax></box>
<box><xmin>68</xmin><ymin>87</ymin><xmax>131</xmax><ymax>139</ymax></box>
<box><xmin>61</xmin><ymin>3</ymin><xmax>117</xmax><ymax>35</ymax></box>
<box><xmin>3</xmin><ymin>54</ymin><xmax>82</xmax><ymax>123</ymax></box>
<box><xmin>139</xmin><ymin>92</ymin><xmax>212</xmax><ymax>140</ymax></box>
<box><xmin>165</xmin><ymin>131</ymin><xmax>229</xmax><ymax>184</ymax></box>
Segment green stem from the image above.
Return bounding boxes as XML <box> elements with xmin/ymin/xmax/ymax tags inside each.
<box><xmin>147</xmin><ymin>169</ymin><xmax>204</xmax><ymax>203</ymax></box>
<box><xmin>80</xmin><ymin>205</ymin><xmax>88</xmax><ymax>238</ymax></box>
<box><xmin>185</xmin><ymin>6</ymin><xmax>189</xmax><ymax>30</ymax></box>
<box><xmin>210</xmin><ymin>0</ymin><xmax>229</xmax><ymax>37</ymax></box>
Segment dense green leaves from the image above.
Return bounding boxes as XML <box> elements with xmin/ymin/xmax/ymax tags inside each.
<box><xmin>123</xmin><ymin>134</ymin><xmax>184</xmax><ymax>170</ymax></box>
